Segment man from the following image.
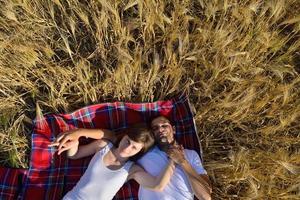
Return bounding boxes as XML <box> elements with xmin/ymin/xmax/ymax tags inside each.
<box><xmin>138</xmin><ymin>116</ymin><xmax>212</xmax><ymax>200</ymax></box>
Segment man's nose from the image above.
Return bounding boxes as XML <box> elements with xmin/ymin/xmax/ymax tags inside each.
<box><xmin>159</xmin><ymin>126</ymin><xmax>164</xmax><ymax>132</ymax></box>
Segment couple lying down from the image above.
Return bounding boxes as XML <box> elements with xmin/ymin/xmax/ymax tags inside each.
<box><xmin>49</xmin><ymin>116</ymin><xmax>212</xmax><ymax>200</ymax></box>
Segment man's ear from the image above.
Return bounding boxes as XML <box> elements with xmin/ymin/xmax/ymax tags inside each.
<box><xmin>172</xmin><ymin>126</ymin><xmax>176</xmax><ymax>133</ymax></box>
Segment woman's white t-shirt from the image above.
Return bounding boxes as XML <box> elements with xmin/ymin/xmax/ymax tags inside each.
<box><xmin>63</xmin><ymin>142</ymin><xmax>133</xmax><ymax>200</ymax></box>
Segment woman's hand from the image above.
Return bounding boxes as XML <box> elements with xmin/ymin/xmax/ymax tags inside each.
<box><xmin>48</xmin><ymin>129</ymin><xmax>82</xmax><ymax>155</ymax></box>
<box><xmin>48</xmin><ymin>128</ymin><xmax>117</xmax><ymax>156</ymax></box>
<box><xmin>57</xmin><ymin>140</ymin><xmax>79</xmax><ymax>155</ymax></box>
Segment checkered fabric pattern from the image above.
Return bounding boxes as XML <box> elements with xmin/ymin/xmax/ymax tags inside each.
<box><xmin>1</xmin><ymin>94</ymin><xmax>201</xmax><ymax>200</ymax></box>
<box><xmin>0</xmin><ymin>167</ymin><xmax>27</xmax><ymax>200</ymax></box>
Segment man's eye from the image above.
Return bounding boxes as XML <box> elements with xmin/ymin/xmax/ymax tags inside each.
<box><xmin>162</xmin><ymin>124</ymin><xmax>168</xmax><ymax>128</ymax></box>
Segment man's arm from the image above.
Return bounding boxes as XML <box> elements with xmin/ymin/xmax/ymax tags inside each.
<box><xmin>180</xmin><ymin>160</ymin><xmax>212</xmax><ymax>200</ymax></box>
<box><xmin>167</xmin><ymin>145</ymin><xmax>212</xmax><ymax>200</ymax></box>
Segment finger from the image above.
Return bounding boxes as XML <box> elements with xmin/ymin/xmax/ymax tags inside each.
<box><xmin>52</xmin><ymin>135</ymin><xmax>64</xmax><ymax>145</ymax></box>
<box><xmin>171</xmin><ymin>164</ymin><xmax>175</xmax><ymax>170</ymax></box>
<box><xmin>168</xmin><ymin>146</ymin><xmax>178</xmax><ymax>151</ymax></box>
<box><xmin>169</xmin><ymin>160</ymin><xmax>175</xmax><ymax>166</ymax></box>
<box><xmin>58</xmin><ymin>140</ymin><xmax>78</xmax><ymax>151</ymax></box>
<box><xmin>169</xmin><ymin>152</ymin><xmax>176</xmax><ymax>158</ymax></box>
<box><xmin>169</xmin><ymin>145</ymin><xmax>180</xmax><ymax>151</ymax></box>
<box><xmin>172</xmin><ymin>142</ymin><xmax>179</xmax><ymax>148</ymax></box>
<box><xmin>57</xmin><ymin>142</ymin><xmax>70</xmax><ymax>150</ymax></box>
<box><xmin>166</xmin><ymin>150</ymin><xmax>175</xmax><ymax>156</ymax></box>
<box><xmin>62</xmin><ymin>140</ymin><xmax>76</xmax><ymax>148</ymax></box>
<box><xmin>57</xmin><ymin>145</ymin><xmax>72</xmax><ymax>155</ymax></box>
<box><xmin>168</xmin><ymin>149</ymin><xmax>179</xmax><ymax>155</ymax></box>
<box><xmin>168</xmin><ymin>145</ymin><xmax>176</xmax><ymax>150</ymax></box>
<box><xmin>48</xmin><ymin>143</ymin><xmax>59</xmax><ymax>147</ymax></box>
<box><xmin>56</xmin><ymin>133</ymin><xmax>67</xmax><ymax>143</ymax></box>
<box><xmin>180</xmin><ymin>145</ymin><xmax>184</xmax><ymax>150</ymax></box>
<box><xmin>58</xmin><ymin>136</ymin><xmax>70</xmax><ymax>150</ymax></box>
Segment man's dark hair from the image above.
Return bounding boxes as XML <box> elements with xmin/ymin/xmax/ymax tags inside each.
<box><xmin>149</xmin><ymin>115</ymin><xmax>174</xmax><ymax>126</ymax></box>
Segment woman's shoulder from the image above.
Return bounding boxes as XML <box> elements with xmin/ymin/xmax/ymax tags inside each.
<box><xmin>128</xmin><ymin>163</ymin><xmax>144</xmax><ymax>176</ymax></box>
<box><xmin>95</xmin><ymin>139</ymin><xmax>114</xmax><ymax>152</ymax></box>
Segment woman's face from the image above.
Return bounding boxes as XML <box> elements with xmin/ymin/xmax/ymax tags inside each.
<box><xmin>117</xmin><ymin>135</ymin><xmax>144</xmax><ymax>158</ymax></box>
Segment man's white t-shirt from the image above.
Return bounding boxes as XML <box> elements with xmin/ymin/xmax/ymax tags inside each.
<box><xmin>137</xmin><ymin>146</ymin><xmax>207</xmax><ymax>200</ymax></box>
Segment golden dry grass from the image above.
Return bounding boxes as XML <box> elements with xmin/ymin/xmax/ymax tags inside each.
<box><xmin>0</xmin><ymin>0</ymin><xmax>299</xmax><ymax>199</ymax></box>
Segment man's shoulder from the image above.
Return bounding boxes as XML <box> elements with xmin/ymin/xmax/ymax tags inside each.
<box><xmin>137</xmin><ymin>145</ymin><xmax>168</xmax><ymax>167</ymax></box>
<box><xmin>183</xmin><ymin>148</ymin><xmax>198</xmax><ymax>155</ymax></box>
<box><xmin>149</xmin><ymin>146</ymin><xmax>200</xmax><ymax>158</ymax></box>
<box><xmin>183</xmin><ymin>148</ymin><xmax>207</xmax><ymax>174</ymax></box>
<box><xmin>146</xmin><ymin>145</ymin><xmax>163</xmax><ymax>155</ymax></box>
<box><xmin>138</xmin><ymin>146</ymin><xmax>163</xmax><ymax>159</ymax></box>
<box><xmin>183</xmin><ymin>148</ymin><xmax>201</xmax><ymax>161</ymax></box>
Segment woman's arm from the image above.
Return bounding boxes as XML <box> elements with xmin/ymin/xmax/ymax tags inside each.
<box><xmin>49</xmin><ymin>128</ymin><xmax>115</xmax><ymax>152</ymax></box>
<box><xmin>48</xmin><ymin>128</ymin><xmax>114</xmax><ymax>157</ymax></box>
<box><xmin>49</xmin><ymin>138</ymin><xmax>109</xmax><ymax>159</ymax></box>
<box><xmin>56</xmin><ymin>128</ymin><xmax>116</xmax><ymax>148</ymax></box>
<box><xmin>67</xmin><ymin>139</ymin><xmax>109</xmax><ymax>159</ymax></box>
<box><xmin>128</xmin><ymin>161</ymin><xmax>175</xmax><ymax>191</ymax></box>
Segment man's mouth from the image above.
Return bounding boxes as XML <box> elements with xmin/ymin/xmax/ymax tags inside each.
<box><xmin>158</xmin><ymin>135</ymin><xmax>169</xmax><ymax>143</ymax></box>
<box><xmin>159</xmin><ymin>132</ymin><xmax>167</xmax><ymax>137</ymax></box>
<box><xmin>160</xmin><ymin>137</ymin><xmax>168</xmax><ymax>143</ymax></box>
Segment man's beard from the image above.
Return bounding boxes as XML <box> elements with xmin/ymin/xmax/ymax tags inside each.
<box><xmin>156</xmin><ymin>135</ymin><xmax>169</xmax><ymax>145</ymax></box>
<box><xmin>160</xmin><ymin>137</ymin><xmax>168</xmax><ymax>143</ymax></box>
<box><xmin>157</xmin><ymin>136</ymin><xmax>176</xmax><ymax>151</ymax></box>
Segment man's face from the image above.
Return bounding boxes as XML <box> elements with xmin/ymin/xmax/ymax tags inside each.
<box><xmin>151</xmin><ymin>116</ymin><xmax>175</xmax><ymax>145</ymax></box>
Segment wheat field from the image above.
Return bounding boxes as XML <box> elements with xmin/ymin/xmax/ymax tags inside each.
<box><xmin>0</xmin><ymin>0</ymin><xmax>299</xmax><ymax>199</ymax></box>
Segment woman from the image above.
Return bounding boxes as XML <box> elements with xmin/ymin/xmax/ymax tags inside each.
<box><xmin>49</xmin><ymin>123</ymin><xmax>175</xmax><ymax>200</ymax></box>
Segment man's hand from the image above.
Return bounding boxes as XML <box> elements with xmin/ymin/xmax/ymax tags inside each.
<box><xmin>166</xmin><ymin>144</ymin><xmax>186</xmax><ymax>164</ymax></box>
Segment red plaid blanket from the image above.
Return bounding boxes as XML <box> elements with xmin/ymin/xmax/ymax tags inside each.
<box><xmin>0</xmin><ymin>94</ymin><xmax>201</xmax><ymax>200</ymax></box>
<box><xmin>0</xmin><ymin>168</ymin><xmax>27</xmax><ymax>200</ymax></box>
